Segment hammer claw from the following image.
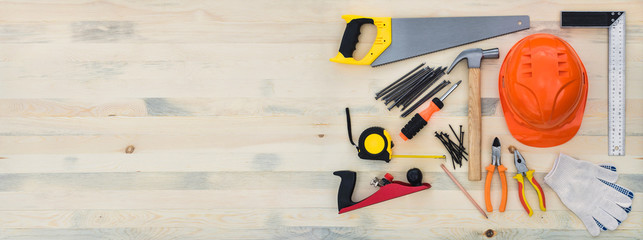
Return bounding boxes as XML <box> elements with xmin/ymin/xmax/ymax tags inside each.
<box><xmin>446</xmin><ymin>48</ymin><xmax>499</xmax><ymax>74</ymax></box>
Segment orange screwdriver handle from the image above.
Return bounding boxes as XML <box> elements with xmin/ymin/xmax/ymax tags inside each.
<box><xmin>400</xmin><ymin>98</ymin><xmax>444</xmax><ymax>141</ymax></box>
<box><xmin>498</xmin><ymin>165</ymin><xmax>507</xmax><ymax>212</ymax></box>
<box><xmin>418</xmin><ymin>98</ymin><xmax>443</xmax><ymax>120</ymax></box>
<box><xmin>484</xmin><ymin>164</ymin><xmax>495</xmax><ymax>212</ymax></box>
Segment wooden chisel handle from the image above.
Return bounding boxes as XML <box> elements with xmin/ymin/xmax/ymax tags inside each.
<box><xmin>468</xmin><ymin>68</ymin><xmax>481</xmax><ymax>181</ymax></box>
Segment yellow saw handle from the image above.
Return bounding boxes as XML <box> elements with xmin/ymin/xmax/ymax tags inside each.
<box><xmin>330</xmin><ymin>15</ymin><xmax>391</xmax><ymax>65</ymax></box>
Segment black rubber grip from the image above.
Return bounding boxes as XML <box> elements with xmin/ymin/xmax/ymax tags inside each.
<box><xmin>401</xmin><ymin>113</ymin><xmax>428</xmax><ymax>140</ymax></box>
<box><xmin>406</xmin><ymin>168</ymin><xmax>423</xmax><ymax>186</ymax></box>
<box><xmin>562</xmin><ymin>12</ymin><xmax>623</xmax><ymax>27</ymax></box>
<box><xmin>338</xmin><ymin>18</ymin><xmax>374</xmax><ymax>58</ymax></box>
<box><xmin>333</xmin><ymin>171</ymin><xmax>357</xmax><ymax>211</ymax></box>
<box><xmin>432</xmin><ymin>98</ymin><xmax>444</xmax><ymax>109</ymax></box>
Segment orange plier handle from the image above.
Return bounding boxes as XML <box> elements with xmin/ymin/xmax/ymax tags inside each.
<box><xmin>484</xmin><ymin>164</ymin><xmax>507</xmax><ymax>212</ymax></box>
<box><xmin>513</xmin><ymin>170</ymin><xmax>546</xmax><ymax>216</ymax></box>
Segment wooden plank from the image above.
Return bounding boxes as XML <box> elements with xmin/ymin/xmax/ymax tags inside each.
<box><xmin>0</xmin><ymin>189</ymin><xmax>640</xmax><ymax>212</ymax></box>
<box><xmin>0</xmin><ymin>115</ymin><xmax>640</xmax><ymax>137</ymax></box>
<box><xmin>0</xmin><ymin>43</ymin><xmax>640</xmax><ymax>99</ymax></box>
<box><xmin>0</xmin><ymin>227</ymin><xmax>271</xmax><ymax>240</ymax></box>
<box><xmin>0</xmin><ymin>134</ymin><xmax>641</xmax><ymax>159</ymax></box>
<box><xmin>0</xmin><ymin>98</ymin><xmax>641</xmax><ymax>118</ymax></box>
<box><xmin>0</xmin><ymin>0</ymin><xmax>641</xmax><ymax>23</ymax></box>
<box><xmin>0</xmin><ymin>209</ymin><xmax>640</xmax><ymax>230</ymax></box>
<box><xmin>0</xmin><ymin>227</ymin><xmax>641</xmax><ymax>240</ymax></box>
<box><xmin>0</xmin><ymin>171</ymin><xmax>640</xmax><ymax>194</ymax></box>
<box><xmin>0</xmin><ymin>150</ymin><xmax>641</xmax><ymax>174</ymax></box>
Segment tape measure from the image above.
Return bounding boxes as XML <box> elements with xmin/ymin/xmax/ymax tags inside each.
<box><xmin>562</xmin><ymin>11</ymin><xmax>626</xmax><ymax>156</ymax></box>
<box><xmin>356</xmin><ymin>126</ymin><xmax>394</xmax><ymax>161</ymax></box>
<box><xmin>345</xmin><ymin>108</ymin><xmax>444</xmax><ymax>162</ymax></box>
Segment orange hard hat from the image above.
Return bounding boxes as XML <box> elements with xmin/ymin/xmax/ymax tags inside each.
<box><xmin>499</xmin><ymin>33</ymin><xmax>588</xmax><ymax>147</ymax></box>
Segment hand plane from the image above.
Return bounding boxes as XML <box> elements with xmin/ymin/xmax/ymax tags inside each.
<box><xmin>333</xmin><ymin>168</ymin><xmax>431</xmax><ymax>214</ymax></box>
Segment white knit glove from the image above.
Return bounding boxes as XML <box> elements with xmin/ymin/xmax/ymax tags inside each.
<box><xmin>544</xmin><ymin>153</ymin><xmax>633</xmax><ymax>236</ymax></box>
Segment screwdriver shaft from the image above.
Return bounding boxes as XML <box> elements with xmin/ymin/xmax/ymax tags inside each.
<box><xmin>439</xmin><ymin>80</ymin><xmax>462</xmax><ymax>101</ymax></box>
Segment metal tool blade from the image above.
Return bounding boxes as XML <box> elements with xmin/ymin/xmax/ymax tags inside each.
<box><xmin>513</xmin><ymin>150</ymin><xmax>528</xmax><ymax>174</ymax></box>
<box><xmin>491</xmin><ymin>137</ymin><xmax>501</xmax><ymax>166</ymax></box>
<box><xmin>438</xmin><ymin>80</ymin><xmax>461</xmax><ymax>101</ymax></box>
<box><xmin>608</xmin><ymin>13</ymin><xmax>626</xmax><ymax>156</ymax></box>
<box><xmin>371</xmin><ymin>16</ymin><xmax>530</xmax><ymax>67</ymax></box>
<box><xmin>561</xmin><ymin>12</ymin><xmax>626</xmax><ymax>156</ymax></box>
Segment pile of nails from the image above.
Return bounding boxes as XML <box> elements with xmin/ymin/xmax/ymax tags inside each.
<box><xmin>375</xmin><ymin>63</ymin><xmax>449</xmax><ymax>117</ymax></box>
<box><xmin>435</xmin><ymin>124</ymin><xmax>468</xmax><ymax>169</ymax></box>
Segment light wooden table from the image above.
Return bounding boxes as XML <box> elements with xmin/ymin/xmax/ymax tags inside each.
<box><xmin>0</xmin><ymin>1</ymin><xmax>641</xmax><ymax>239</ymax></box>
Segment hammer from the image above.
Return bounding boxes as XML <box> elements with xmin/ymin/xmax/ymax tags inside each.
<box><xmin>447</xmin><ymin>48</ymin><xmax>499</xmax><ymax>181</ymax></box>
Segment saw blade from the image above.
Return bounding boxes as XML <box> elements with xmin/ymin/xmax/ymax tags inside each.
<box><xmin>371</xmin><ymin>16</ymin><xmax>530</xmax><ymax>67</ymax></box>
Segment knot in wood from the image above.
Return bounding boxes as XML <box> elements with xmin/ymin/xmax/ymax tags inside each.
<box><xmin>125</xmin><ymin>145</ymin><xmax>135</xmax><ymax>154</ymax></box>
<box><xmin>484</xmin><ymin>229</ymin><xmax>495</xmax><ymax>238</ymax></box>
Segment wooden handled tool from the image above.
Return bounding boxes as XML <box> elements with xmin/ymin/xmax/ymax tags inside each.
<box><xmin>447</xmin><ymin>48</ymin><xmax>499</xmax><ymax>181</ymax></box>
<box><xmin>468</xmin><ymin>68</ymin><xmax>482</xmax><ymax>181</ymax></box>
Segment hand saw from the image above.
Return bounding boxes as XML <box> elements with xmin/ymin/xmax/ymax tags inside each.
<box><xmin>330</xmin><ymin>15</ymin><xmax>530</xmax><ymax>67</ymax></box>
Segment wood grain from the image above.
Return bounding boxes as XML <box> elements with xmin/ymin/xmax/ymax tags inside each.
<box><xmin>0</xmin><ymin>0</ymin><xmax>641</xmax><ymax>239</ymax></box>
<box><xmin>468</xmin><ymin>68</ymin><xmax>482</xmax><ymax>181</ymax></box>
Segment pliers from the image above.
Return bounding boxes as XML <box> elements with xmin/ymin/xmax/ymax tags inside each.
<box><xmin>484</xmin><ymin>137</ymin><xmax>507</xmax><ymax>212</ymax></box>
<box><xmin>512</xmin><ymin>148</ymin><xmax>546</xmax><ymax>216</ymax></box>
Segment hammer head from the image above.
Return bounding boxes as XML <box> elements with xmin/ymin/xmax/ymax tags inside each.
<box><xmin>446</xmin><ymin>48</ymin><xmax>499</xmax><ymax>74</ymax></box>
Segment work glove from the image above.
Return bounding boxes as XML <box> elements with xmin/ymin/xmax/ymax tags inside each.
<box><xmin>544</xmin><ymin>153</ymin><xmax>633</xmax><ymax>236</ymax></box>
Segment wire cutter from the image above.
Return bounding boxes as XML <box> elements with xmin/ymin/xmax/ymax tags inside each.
<box><xmin>512</xmin><ymin>148</ymin><xmax>546</xmax><ymax>216</ymax></box>
<box><xmin>485</xmin><ymin>137</ymin><xmax>507</xmax><ymax>212</ymax></box>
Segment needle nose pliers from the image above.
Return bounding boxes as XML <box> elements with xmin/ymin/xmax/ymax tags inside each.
<box><xmin>512</xmin><ymin>148</ymin><xmax>546</xmax><ymax>216</ymax></box>
<box><xmin>485</xmin><ymin>137</ymin><xmax>507</xmax><ymax>212</ymax></box>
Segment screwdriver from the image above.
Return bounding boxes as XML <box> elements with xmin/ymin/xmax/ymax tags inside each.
<box><xmin>400</xmin><ymin>80</ymin><xmax>461</xmax><ymax>141</ymax></box>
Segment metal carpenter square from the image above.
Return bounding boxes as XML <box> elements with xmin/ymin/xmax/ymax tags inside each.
<box><xmin>562</xmin><ymin>11</ymin><xmax>626</xmax><ymax>156</ymax></box>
